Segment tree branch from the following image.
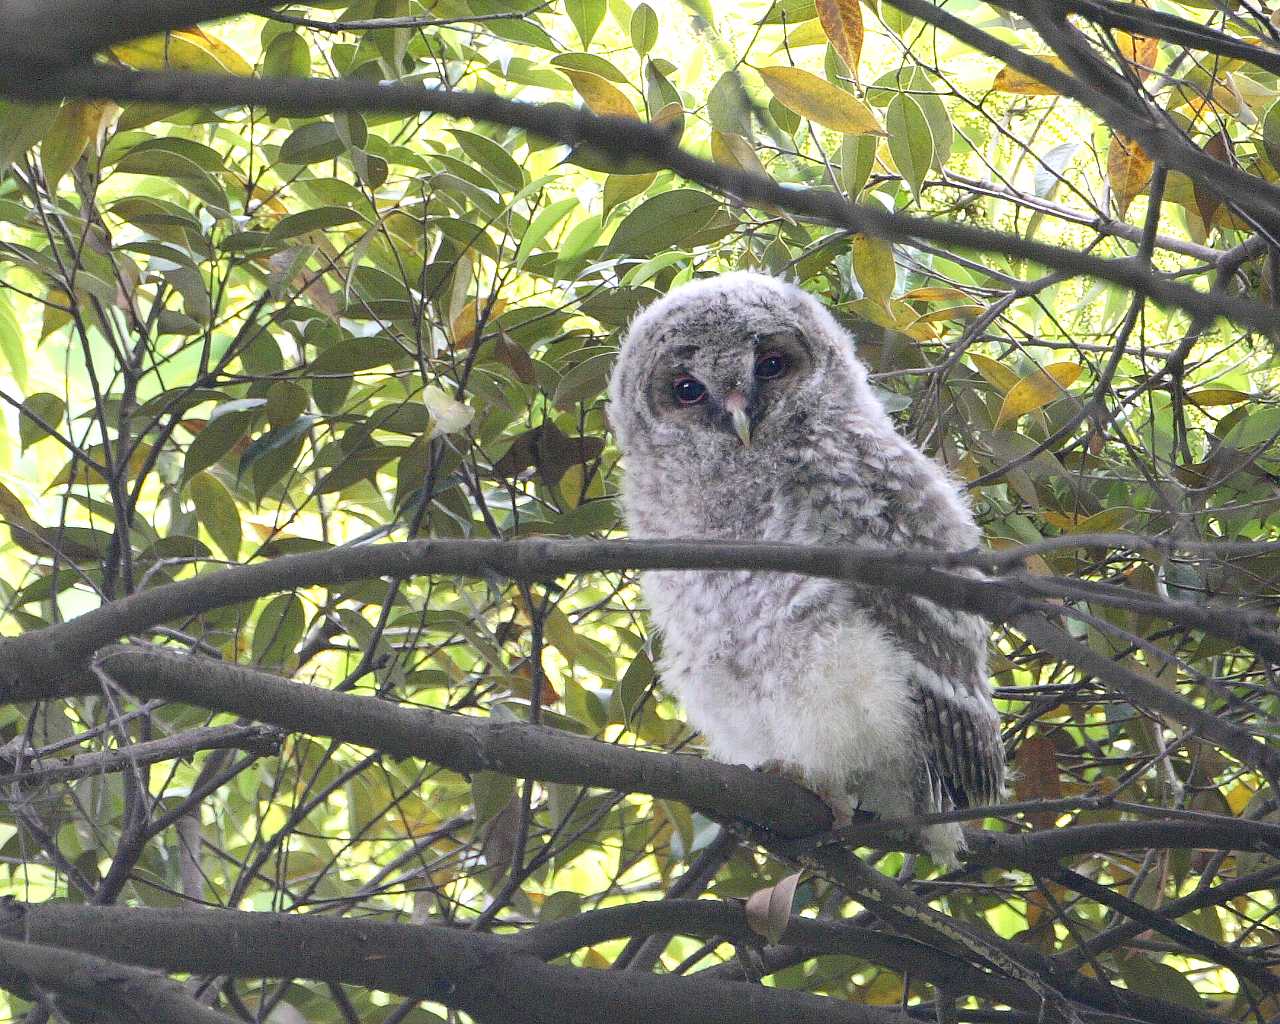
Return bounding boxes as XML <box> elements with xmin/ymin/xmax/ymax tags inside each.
<box><xmin>0</xmin><ymin>934</ymin><xmax>239</xmax><ymax>1024</ymax></box>
<box><xmin>0</xmin><ymin>901</ymin><xmax>912</xmax><ymax>1024</ymax></box>
<box><xmin>0</xmin><ymin>63</ymin><xmax>1275</xmax><ymax>333</ymax></box>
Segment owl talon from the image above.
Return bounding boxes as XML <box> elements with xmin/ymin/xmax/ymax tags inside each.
<box><xmin>756</xmin><ymin>762</ymin><xmax>853</xmax><ymax>831</ymax></box>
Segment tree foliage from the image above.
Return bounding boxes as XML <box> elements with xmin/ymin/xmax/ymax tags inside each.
<box><xmin>1</xmin><ymin>1</ymin><xmax>1280</xmax><ymax>1022</ymax></box>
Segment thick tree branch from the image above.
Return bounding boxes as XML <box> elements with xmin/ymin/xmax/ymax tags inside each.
<box><xmin>0</xmin><ymin>934</ymin><xmax>239</xmax><ymax>1024</ymax></box>
<box><xmin>82</xmin><ymin>646</ymin><xmax>1280</xmax><ymax>865</ymax></box>
<box><xmin>0</xmin><ymin>901</ymin><xmax>911</xmax><ymax>1024</ymax></box>
<box><xmin>0</xmin><ymin>63</ymin><xmax>1275</xmax><ymax>333</ymax></box>
<box><xmin>0</xmin><ymin>1</ymin><xmax>279</xmax><ymax>72</ymax></box>
<box><xmin>3</xmin><ymin>538</ymin><xmax>1277</xmax><ymax>699</ymax></box>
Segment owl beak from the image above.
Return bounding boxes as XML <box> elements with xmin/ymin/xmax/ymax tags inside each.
<box><xmin>723</xmin><ymin>391</ymin><xmax>752</xmax><ymax>446</ymax></box>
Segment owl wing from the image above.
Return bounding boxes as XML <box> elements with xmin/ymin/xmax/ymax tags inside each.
<box><xmin>915</xmin><ymin>668</ymin><xmax>1005</xmax><ymax>811</ymax></box>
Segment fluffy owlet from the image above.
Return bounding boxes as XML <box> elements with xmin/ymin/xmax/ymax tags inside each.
<box><xmin>607</xmin><ymin>271</ymin><xmax>1005</xmax><ymax>864</ymax></box>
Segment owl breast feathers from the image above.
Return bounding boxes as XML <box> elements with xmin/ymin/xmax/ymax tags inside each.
<box><xmin>607</xmin><ymin>271</ymin><xmax>1005</xmax><ymax>865</ymax></box>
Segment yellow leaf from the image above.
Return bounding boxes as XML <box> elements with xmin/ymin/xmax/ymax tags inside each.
<box><xmin>450</xmin><ymin>298</ymin><xmax>507</xmax><ymax>348</ymax></box>
<box><xmin>816</xmin><ymin>0</ymin><xmax>864</xmax><ymax>80</ymax></box>
<box><xmin>1116</xmin><ymin>31</ymin><xmax>1158</xmax><ymax>80</ymax></box>
<box><xmin>902</xmin><ymin>286</ymin><xmax>972</xmax><ymax>303</ymax></box>
<box><xmin>970</xmin><ymin>353</ymin><xmax>1020</xmax><ymax>393</ymax></box>
<box><xmin>41</xmin><ymin>100</ymin><xmax>119</xmax><ymax>190</ymax></box>
<box><xmin>1107</xmin><ymin>133</ymin><xmax>1152</xmax><ymax>218</ymax></box>
<box><xmin>991</xmin><ymin>57</ymin><xmax>1073</xmax><ymax>95</ymax></box>
<box><xmin>1186</xmin><ymin>387</ymin><xmax>1250</xmax><ymax>407</ymax></box>
<box><xmin>996</xmin><ymin>362</ymin><xmax>1082</xmax><ymax>426</ymax></box>
<box><xmin>913</xmin><ymin>303</ymin><xmax>983</xmax><ymax>325</ymax></box>
<box><xmin>758</xmin><ymin>66</ymin><xmax>883</xmax><ymax>134</ymax></box>
<box><xmin>779</xmin><ymin>21</ymin><xmax>830</xmax><ymax>49</ymax></box>
<box><xmin>561</xmin><ymin>69</ymin><xmax>639</xmax><ymax>119</ymax></box>
<box><xmin>710</xmin><ymin>130</ymin><xmax>767</xmax><ymax>177</ymax></box>
<box><xmin>1043</xmin><ymin>507</ymin><xmax>1131</xmax><ymax>533</ymax></box>
<box><xmin>1225</xmin><ymin>781</ymin><xmax>1255</xmax><ymax>815</ymax></box>
<box><xmin>112</xmin><ymin>29</ymin><xmax>250</xmax><ymax>74</ymax></box>
<box><xmin>851</xmin><ymin>233</ymin><xmax>895</xmax><ymax>307</ymax></box>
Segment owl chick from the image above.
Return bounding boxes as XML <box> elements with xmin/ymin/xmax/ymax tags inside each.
<box><xmin>607</xmin><ymin>271</ymin><xmax>1005</xmax><ymax>865</ymax></box>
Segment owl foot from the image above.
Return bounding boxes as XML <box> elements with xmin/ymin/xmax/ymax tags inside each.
<box><xmin>757</xmin><ymin>760</ymin><xmax>855</xmax><ymax>830</ymax></box>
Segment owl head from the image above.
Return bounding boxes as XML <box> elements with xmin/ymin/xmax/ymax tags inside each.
<box><xmin>608</xmin><ymin>271</ymin><xmax>880</xmax><ymax>459</ymax></box>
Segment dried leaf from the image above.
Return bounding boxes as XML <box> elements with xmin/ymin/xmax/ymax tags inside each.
<box><xmin>758</xmin><ymin>66</ymin><xmax>883</xmax><ymax>134</ymax></box>
<box><xmin>816</xmin><ymin>0</ymin><xmax>864</xmax><ymax>80</ymax></box>
<box><xmin>995</xmin><ymin>362</ymin><xmax>1082</xmax><ymax>426</ymax></box>
<box><xmin>1186</xmin><ymin>387</ymin><xmax>1249</xmax><ymax>407</ymax></box>
<box><xmin>1014</xmin><ymin>735</ymin><xmax>1061</xmax><ymax>829</ymax></box>
<box><xmin>745</xmin><ymin>871</ymin><xmax>802</xmax><ymax>944</ymax></box>
<box><xmin>970</xmin><ymin>353</ymin><xmax>1021</xmax><ymax>393</ymax></box>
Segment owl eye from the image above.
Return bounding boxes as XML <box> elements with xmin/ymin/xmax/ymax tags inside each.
<box><xmin>754</xmin><ymin>351</ymin><xmax>789</xmax><ymax>380</ymax></box>
<box><xmin>672</xmin><ymin>376</ymin><xmax>707</xmax><ymax>405</ymax></box>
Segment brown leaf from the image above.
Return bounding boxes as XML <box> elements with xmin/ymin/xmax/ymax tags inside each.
<box><xmin>745</xmin><ymin>871</ymin><xmax>802</xmax><ymax>945</ymax></box>
<box><xmin>1014</xmin><ymin>735</ymin><xmax>1062</xmax><ymax>829</ymax></box>
<box><xmin>493</xmin><ymin>422</ymin><xmax>605</xmax><ymax>486</ymax></box>
<box><xmin>816</xmin><ymin>0</ymin><xmax>864</xmax><ymax>81</ymax></box>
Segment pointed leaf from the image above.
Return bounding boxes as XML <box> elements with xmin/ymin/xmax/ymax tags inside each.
<box><xmin>758</xmin><ymin>66</ymin><xmax>883</xmax><ymax>134</ymax></box>
<box><xmin>991</xmin><ymin>57</ymin><xmax>1073</xmax><ymax>95</ymax></box>
<box><xmin>816</xmin><ymin>0</ymin><xmax>864</xmax><ymax>80</ymax></box>
<box><xmin>746</xmin><ymin>871</ymin><xmax>802</xmax><ymax>945</ymax></box>
<box><xmin>562</xmin><ymin>69</ymin><xmax>639</xmax><ymax>119</ymax></box>
<box><xmin>996</xmin><ymin>363</ymin><xmax>1082</xmax><ymax>426</ymax></box>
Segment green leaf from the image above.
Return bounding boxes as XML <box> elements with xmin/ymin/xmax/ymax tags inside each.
<box><xmin>448</xmin><ymin>129</ymin><xmax>525</xmax><ymax>192</ymax></box>
<box><xmin>567</xmin><ymin>0</ymin><xmax>607</xmax><ymax>46</ymax></box>
<box><xmin>251</xmin><ymin>593</ymin><xmax>305</xmax><ymax>668</ymax></box>
<box><xmin>190</xmin><ymin>471</ymin><xmax>242</xmax><ymax>560</ymax></box>
<box><xmin>471</xmin><ymin>771</ymin><xmax>517</xmax><ymax>825</ymax></box>
<box><xmin>262</xmin><ymin>30</ymin><xmax>311</xmax><ymax>77</ymax></box>
<box><xmin>19</xmin><ymin>393</ymin><xmax>66</xmax><ymax>451</ymax></box>
<box><xmin>554</xmin><ymin>352</ymin><xmax>616</xmax><ymax>409</ymax></box>
<box><xmin>608</xmin><ymin>189</ymin><xmax>720</xmax><ymax>255</ymax></box>
<box><xmin>182</xmin><ymin>399</ymin><xmax>265</xmax><ymax>483</ymax></box>
<box><xmin>630</xmin><ymin>3</ymin><xmax>658</xmax><ymax>53</ymax></box>
<box><xmin>0</xmin><ymin>290</ymin><xmax>27</xmax><ymax>389</ymax></box>
<box><xmin>515</xmin><ymin>197</ymin><xmax>579</xmax><ymax>268</ymax></box>
<box><xmin>1117</xmin><ymin>957</ymin><xmax>1204</xmax><ymax>1011</ymax></box>
<box><xmin>0</xmin><ymin>99</ymin><xmax>57</xmax><ymax>170</ymax></box>
<box><xmin>886</xmin><ymin>93</ymin><xmax>933</xmax><ymax>199</ymax></box>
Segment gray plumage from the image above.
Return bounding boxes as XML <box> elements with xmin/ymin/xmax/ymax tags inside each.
<box><xmin>607</xmin><ymin>271</ymin><xmax>1005</xmax><ymax>864</ymax></box>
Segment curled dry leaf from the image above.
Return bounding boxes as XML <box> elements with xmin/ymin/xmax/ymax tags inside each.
<box><xmin>745</xmin><ymin>870</ymin><xmax>802</xmax><ymax>945</ymax></box>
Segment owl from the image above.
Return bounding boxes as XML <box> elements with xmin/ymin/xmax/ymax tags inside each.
<box><xmin>607</xmin><ymin>271</ymin><xmax>1005</xmax><ymax>865</ymax></box>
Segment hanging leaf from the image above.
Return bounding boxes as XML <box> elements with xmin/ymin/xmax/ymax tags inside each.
<box><xmin>745</xmin><ymin>871</ymin><xmax>802</xmax><ymax>945</ymax></box>
<box><xmin>995</xmin><ymin>363</ymin><xmax>1083</xmax><ymax>426</ymax></box>
<box><xmin>885</xmin><ymin>93</ymin><xmax>933</xmax><ymax>200</ymax></box>
<box><xmin>758</xmin><ymin>67</ymin><xmax>883</xmax><ymax>134</ymax></box>
<box><xmin>190</xmin><ymin>471</ymin><xmax>242</xmax><ymax>560</ymax></box>
<box><xmin>41</xmin><ymin>100</ymin><xmax>119</xmax><ymax>191</ymax></box>
<box><xmin>991</xmin><ymin>57</ymin><xmax>1073</xmax><ymax>95</ymax></box>
<box><xmin>1107</xmin><ymin>132</ymin><xmax>1152</xmax><ymax>218</ymax></box>
<box><xmin>816</xmin><ymin>0</ymin><xmax>864</xmax><ymax>80</ymax></box>
<box><xmin>851</xmin><ymin>234</ymin><xmax>895</xmax><ymax>308</ymax></box>
<box><xmin>0</xmin><ymin>289</ymin><xmax>27</xmax><ymax>389</ymax></box>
